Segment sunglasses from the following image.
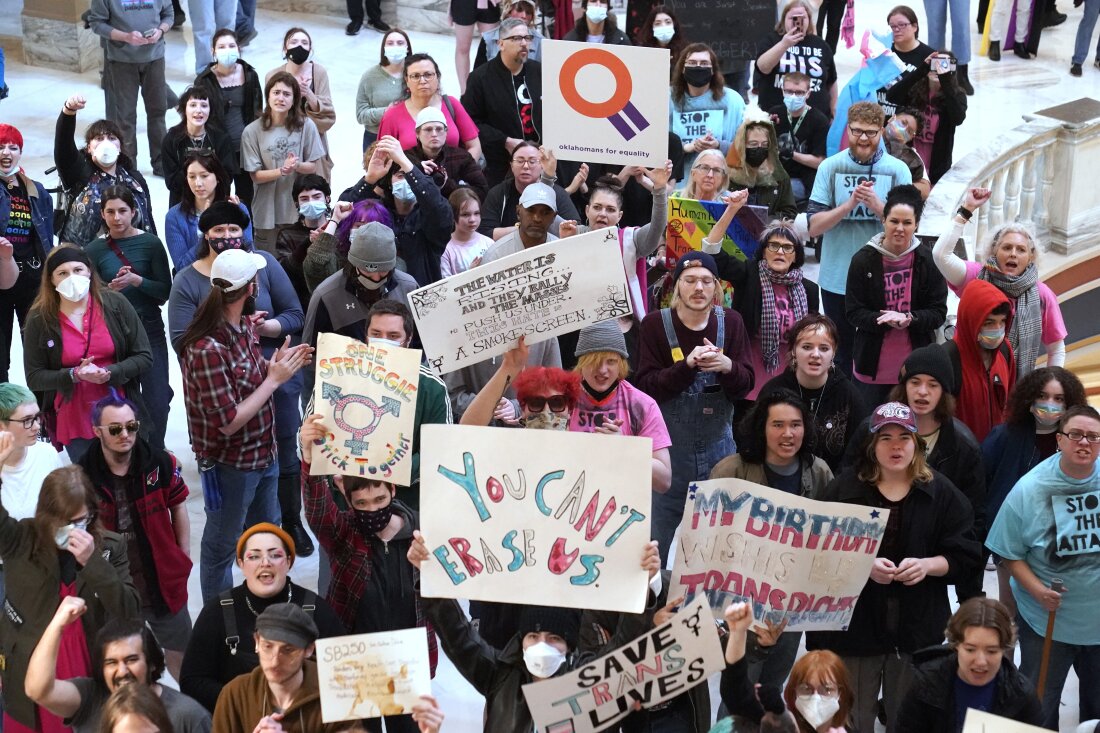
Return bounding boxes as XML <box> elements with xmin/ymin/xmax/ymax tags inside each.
<box><xmin>522</xmin><ymin>396</ymin><xmax>570</xmax><ymax>413</ymax></box>
<box><xmin>101</xmin><ymin>420</ymin><xmax>141</xmax><ymax>437</ymax></box>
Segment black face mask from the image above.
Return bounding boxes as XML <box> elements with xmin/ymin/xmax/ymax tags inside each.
<box><xmin>745</xmin><ymin>148</ymin><xmax>769</xmax><ymax>167</ymax></box>
<box><xmin>286</xmin><ymin>45</ymin><xmax>309</xmax><ymax>65</ymax></box>
<box><xmin>353</xmin><ymin>504</ymin><xmax>394</xmax><ymax>535</ymax></box>
<box><xmin>683</xmin><ymin>67</ymin><xmax>713</xmax><ymax>88</ymax></box>
<box><xmin>242</xmin><ymin>293</ymin><xmax>257</xmax><ymax>316</ymax></box>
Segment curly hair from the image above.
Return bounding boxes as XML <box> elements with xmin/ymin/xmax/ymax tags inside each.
<box><xmin>1005</xmin><ymin>367</ymin><xmax>1087</xmax><ymax>426</ymax></box>
<box><xmin>513</xmin><ymin>367</ymin><xmax>582</xmax><ymax>410</ymax></box>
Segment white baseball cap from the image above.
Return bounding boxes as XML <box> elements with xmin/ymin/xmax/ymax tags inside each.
<box><xmin>518</xmin><ymin>182</ymin><xmax>557</xmax><ymax>212</ymax></box>
<box><xmin>210</xmin><ymin>249</ymin><xmax>267</xmax><ymax>292</ymax></box>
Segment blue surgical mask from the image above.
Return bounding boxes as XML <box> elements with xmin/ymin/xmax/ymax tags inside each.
<box><xmin>298</xmin><ymin>200</ymin><xmax>327</xmax><ymax>221</ymax></box>
<box><xmin>652</xmin><ymin>25</ymin><xmax>675</xmax><ymax>43</ymax></box>
<box><xmin>384</xmin><ymin>47</ymin><xmax>408</xmax><ymax>65</ymax></box>
<box><xmin>391</xmin><ymin>179</ymin><xmax>416</xmax><ymax>203</ymax></box>
<box><xmin>977</xmin><ymin>326</ymin><xmax>1006</xmax><ymax>350</ymax></box>
<box><xmin>783</xmin><ymin>93</ymin><xmax>806</xmax><ymax>114</ymax></box>
<box><xmin>585</xmin><ymin>4</ymin><xmax>608</xmax><ymax>23</ymax></box>
<box><xmin>215</xmin><ymin>49</ymin><xmax>240</xmax><ymax>67</ymax></box>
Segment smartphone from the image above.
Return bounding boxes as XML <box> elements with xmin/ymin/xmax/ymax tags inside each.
<box><xmin>142</xmin><ymin>28</ymin><xmax>158</xmax><ymax>38</ymax></box>
<box><xmin>931</xmin><ymin>54</ymin><xmax>956</xmax><ymax>74</ymax></box>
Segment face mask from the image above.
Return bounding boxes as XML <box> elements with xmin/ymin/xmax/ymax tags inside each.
<box><xmin>209</xmin><ymin>236</ymin><xmax>247</xmax><ymax>254</ymax></box>
<box><xmin>795</xmin><ymin>694</ymin><xmax>840</xmax><ymax>729</ymax></box>
<box><xmin>977</xmin><ymin>326</ymin><xmax>1006</xmax><ymax>350</ymax></box>
<box><xmin>745</xmin><ymin>148</ymin><xmax>769</xmax><ymax>167</ymax></box>
<box><xmin>242</xmin><ymin>293</ymin><xmax>257</xmax><ymax>316</ymax></box>
<box><xmin>524</xmin><ymin>411</ymin><xmax>569</xmax><ymax>431</ymax></box>
<box><xmin>368</xmin><ymin>337</ymin><xmax>405</xmax><ymax>349</ymax></box>
<box><xmin>215</xmin><ymin>49</ymin><xmax>240</xmax><ymax>67</ymax></box>
<box><xmin>299</xmin><ymin>200</ymin><xmax>327</xmax><ymax>221</ymax></box>
<box><xmin>285</xmin><ymin>45</ymin><xmax>310</xmax><ymax>65</ymax></box>
<box><xmin>56</xmin><ymin>274</ymin><xmax>91</xmax><ymax>303</ymax></box>
<box><xmin>783</xmin><ymin>93</ymin><xmax>806</xmax><ymax>114</ymax></box>
<box><xmin>585</xmin><ymin>4</ymin><xmax>608</xmax><ymax>23</ymax></box>
<box><xmin>384</xmin><ymin>47</ymin><xmax>407</xmax><ymax>65</ymax></box>
<box><xmin>523</xmin><ymin>641</ymin><xmax>567</xmax><ymax>678</ymax></box>
<box><xmin>93</xmin><ymin>141</ymin><xmax>120</xmax><ymax>167</ymax></box>
<box><xmin>0</xmin><ymin>163</ymin><xmax>18</xmax><ymax>177</ymax></box>
<box><xmin>391</xmin><ymin>179</ymin><xmax>416</xmax><ymax>203</ymax></box>
<box><xmin>358</xmin><ymin>274</ymin><xmax>387</xmax><ymax>291</ymax></box>
<box><xmin>353</xmin><ymin>503</ymin><xmax>394</xmax><ymax>535</ymax></box>
<box><xmin>886</xmin><ymin>120</ymin><xmax>913</xmax><ymax>144</ymax></box>
<box><xmin>683</xmin><ymin>66</ymin><xmax>714</xmax><ymax>88</ymax></box>
<box><xmin>1031</xmin><ymin>401</ymin><xmax>1064</xmax><ymax>428</ymax></box>
<box><xmin>652</xmin><ymin>25</ymin><xmax>675</xmax><ymax>43</ymax></box>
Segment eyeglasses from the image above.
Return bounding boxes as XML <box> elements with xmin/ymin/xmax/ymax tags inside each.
<box><xmin>889</xmin><ymin>21</ymin><xmax>912</xmax><ymax>31</ymax></box>
<box><xmin>765</xmin><ymin>242</ymin><xmax>797</xmax><ymax>254</ymax></box>
<box><xmin>848</xmin><ymin>126</ymin><xmax>880</xmax><ymax>140</ymax></box>
<box><xmin>795</xmin><ymin>683</ymin><xmax>840</xmax><ymax>698</ymax></box>
<box><xmin>1059</xmin><ymin>431</ymin><xmax>1100</xmax><ymax>444</ymax></box>
<box><xmin>693</xmin><ymin>165</ymin><xmax>725</xmax><ymax>176</ymax></box>
<box><xmin>513</xmin><ymin>158</ymin><xmax>540</xmax><ymax>167</ymax></box>
<box><xmin>102</xmin><ymin>420</ymin><xmax>141</xmax><ymax>437</ymax></box>
<box><xmin>6</xmin><ymin>413</ymin><xmax>41</xmax><ymax>430</ymax></box>
<box><xmin>681</xmin><ymin>276</ymin><xmax>716</xmax><ymax>287</ymax></box>
<box><xmin>522</xmin><ymin>395</ymin><xmax>570</xmax><ymax>413</ymax></box>
<box><xmin>407</xmin><ymin>72</ymin><xmax>437</xmax><ymax>82</ymax></box>
<box><xmin>503</xmin><ymin>34</ymin><xmax>534</xmax><ymax>42</ymax></box>
<box><xmin>782</xmin><ymin>89</ymin><xmax>809</xmax><ymax>98</ymax></box>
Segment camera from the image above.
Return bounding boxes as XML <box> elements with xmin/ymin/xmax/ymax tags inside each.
<box><xmin>931</xmin><ymin>54</ymin><xmax>956</xmax><ymax>74</ymax></box>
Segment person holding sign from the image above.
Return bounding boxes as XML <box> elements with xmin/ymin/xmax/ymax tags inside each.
<box><xmin>985</xmin><ymin>405</ymin><xmax>1100</xmax><ymax>730</ymax></box>
<box><xmin>636</xmin><ymin>251</ymin><xmax>754</xmax><ymax>565</ymax></box>
<box><xmin>806</xmin><ymin>402</ymin><xmax>981</xmax><ymax>733</ymax></box>
<box><xmin>895</xmin><ymin>597</ymin><xmax>1042</xmax><ymax>732</ymax></box>
<box><xmin>669</xmin><ymin>44</ymin><xmax>746</xmax><ymax>182</ymax></box>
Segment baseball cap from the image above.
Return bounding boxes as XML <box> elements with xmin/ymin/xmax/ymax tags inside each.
<box><xmin>518</xmin><ymin>182</ymin><xmax>557</xmax><ymax>212</ymax></box>
<box><xmin>869</xmin><ymin>402</ymin><xmax>918</xmax><ymax>433</ymax></box>
<box><xmin>210</xmin><ymin>249</ymin><xmax>266</xmax><ymax>292</ymax></box>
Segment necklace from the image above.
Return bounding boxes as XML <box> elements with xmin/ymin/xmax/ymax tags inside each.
<box><xmin>797</xmin><ymin>375</ymin><xmax>828</xmax><ymax>426</ymax></box>
<box><xmin>244</xmin><ymin>583</ymin><xmax>292</xmax><ymax>616</ymax></box>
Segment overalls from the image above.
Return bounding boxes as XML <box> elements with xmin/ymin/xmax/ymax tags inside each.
<box><xmin>652</xmin><ymin>306</ymin><xmax>736</xmax><ymax>566</ymax></box>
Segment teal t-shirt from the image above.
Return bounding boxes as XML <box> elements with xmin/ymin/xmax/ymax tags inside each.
<box><xmin>985</xmin><ymin>453</ymin><xmax>1100</xmax><ymax>645</ymax></box>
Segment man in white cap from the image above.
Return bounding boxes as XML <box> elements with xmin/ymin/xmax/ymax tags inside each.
<box><xmin>405</xmin><ymin>107</ymin><xmax>488</xmax><ymax>201</ymax></box>
<box><xmin>479</xmin><ymin>181</ymin><xmax>576</xmax><ymax>266</ymax></box>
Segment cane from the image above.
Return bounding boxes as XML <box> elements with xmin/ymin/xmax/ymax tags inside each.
<box><xmin>1035</xmin><ymin>578</ymin><xmax>1066</xmax><ymax>699</ymax></box>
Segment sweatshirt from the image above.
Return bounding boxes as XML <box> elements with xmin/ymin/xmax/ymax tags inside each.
<box><xmin>88</xmin><ymin>0</ymin><xmax>172</xmax><ymax>64</ymax></box>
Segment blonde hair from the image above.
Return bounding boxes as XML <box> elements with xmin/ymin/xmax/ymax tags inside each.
<box><xmin>775</xmin><ymin>0</ymin><xmax>818</xmax><ymax>34</ymax></box>
<box><xmin>983</xmin><ymin>221</ymin><xmax>1040</xmax><ymax>267</ymax></box>
<box><xmin>857</xmin><ymin>430</ymin><xmax>934</xmax><ymax>484</ymax></box>
<box><xmin>574</xmin><ymin>351</ymin><xmax>630</xmax><ymax>379</ymax></box>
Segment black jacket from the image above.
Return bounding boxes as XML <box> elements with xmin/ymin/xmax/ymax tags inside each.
<box><xmin>713</xmin><ymin>254</ymin><xmax>820</xmax><ymax>340</ymax></box>
<box><xmin>477</xmin><ymin>177</ymin><xmax>580</xmax><ymax>239</ymax></box>
<box><xmin>563</xmin><ymin>18</ymin><xmax>632</xmax><ymax>45</ymax></box>
<box><xmin>192</xmin><ymin>60</ymin><xmax>264</xmax><ymax>144</ymax></box>
<box><xmin>461</xmin><ymin>56</ymin><xmax>543</xmax><ymax>185</ymax></box>
<box><xmin>895</xmin><ymin>646</ymin><xmax>1042</xmax><ymax>733</ymax></box>
<box><xmin>805</xmin><ymin>469</ymin><xmax>981</xmax><ymax>657</ymax></box>
<box><xmin>845</xmin><ymin>240</ymin><xmax>947</xmax><ymax>378</ymax></box>
<box><xmin>391</xmin><ymin>166</ymin><xmax>454</xmax><ymax>286</ymax></box>
<box><xmin>160</xmin><ymin>124</ymin><xmax>236</xmax><ymax>207</ymax></box>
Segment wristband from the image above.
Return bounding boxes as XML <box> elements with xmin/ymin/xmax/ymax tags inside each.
<box><xmin>956</xmin><ymin>206</ymin><xmax>973</xmax><ymax>221</ymax></box>
<box><xmin>70</xmin><ymin>367</ymin><xmax>77</xmax><ymax>383</ymax></box>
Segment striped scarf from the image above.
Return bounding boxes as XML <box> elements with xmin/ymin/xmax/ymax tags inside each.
<box><xmin>759</xmin><ymin>263</ymin><xmax>809</xmax><ymax>371</ymax></box>
<box><xmin>978</xmin><ymin>259</ymin><xmax>1041</xmax><ymax>378</ymax></box>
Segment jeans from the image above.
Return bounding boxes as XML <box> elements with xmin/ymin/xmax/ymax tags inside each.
<box><xmin>925</xmin><ymin>0</ymin><xmax>973</xmax><ymax>64</ymax></box>
<box><xmin>187</xmin><ymin>0</ymin><xmax>237</xmax><ymax>74</ymax></box>
<box><xmin>1017</xmin><ymin>613</ymin><xmax>1100</xmax><ymax>729</ymax></box>
<box><xmin>363</xmin><ymin>128</ymin><xmax>378</xmax><ymax>153</ymax></box>
<box><xmin>235</xmin><ymin>0</ymin><xmax>256</xmax><ymax>38</ymax></box>
<box><xmin>139</xmin><ymin>313</ymin><xmax>173</xmax><ymax>452</ymax></box>
<box><xmin>1073</xmin><ymin>0</ymin><xmax>1100</xmax><ymax>64</ymax></box>
<box><xmin>841</xmin><ymin>652</ymin><xmax>914</xmax><ymax>733</ymax></box>
<box><xmin>199</xmin><ymin>459</ymin><xmax>280</xmax><ymax>602</ymax></box>
<box><xmin>273</xmin><ymin>373</ymin><xmax>303</xmax><ymax>522</ymax></box>
<box><xmin>821</xmin><ymin>290</ymin><xmax>855</xmax><ymax>378</ymax></box>
<box><xmin>103</xmin><ymin>56</ymin><xmax>168</xmax><ymax>168</ymax></box>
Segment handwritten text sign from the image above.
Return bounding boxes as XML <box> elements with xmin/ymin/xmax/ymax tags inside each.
<box><xmin>1052</xmin><ymin>489</ymin><xmax>1100</xmax><ymax>556</ymax></box>
<box><xmin>316</xmin><ymin>629</ymin><xmax>431</xmax><ymax>723</ymax></box>
<box><xmin>962</xmin><ymin>710</ymin><xmax>1047</xmax><ymax>733</ymax></box>
<box><xmin>408</xmin><ymin>227</ymin><xmax>632</xmax><ymax>375</ymax></box>
<box><xmin>670</xmin><ymin>479</ymin><xmax>889</xmax><ymax>631</ymax></box>
<box><xmin>522</xmin><ymin>596</ymin><xmax>724</xmax><ymax>733</ymax></box>
<box><xmin>419</xmin><ymin>424</ymin><xmax>652</xmax><ymax>613</ymax></box>
<box><xmin>665</xmin><ymin>197</ymin><xmax>768</xmax><ymax>263</ymax></box>
<box><xmin>543</xmin><ymin>40</ymin><xmax>670</xmax><ymax>167</ymax></box>
<box><xmin>310</xmin><ymin>333</ymin><xmax>422</xmax><ymax>486</ymax></box>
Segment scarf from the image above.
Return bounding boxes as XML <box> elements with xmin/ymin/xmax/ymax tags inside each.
<box><xmin>978</xmin><ymin>259</ymin><xmax>1041</xmax><ymax>379</ymax></box>
<box><xmin>758</xmin><ymin>263</ymin><xmax>808</xmax><ymax>371</ymax></box>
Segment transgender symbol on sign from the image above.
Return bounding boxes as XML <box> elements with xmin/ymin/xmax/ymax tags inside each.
<box><xmin>322</xmin><ymin>383</ymin><xmax>401</xmax><ymax>456</ymax></box>
<box><xmin>559</xmin><ymin>48</ymin><xmax>650</xmax><ymax>140</ymax></box>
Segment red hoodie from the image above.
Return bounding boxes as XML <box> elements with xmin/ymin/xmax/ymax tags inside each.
<box><xmin>953</xmin><ymin>280</ymin><xmax>1016</xmax><ymax>442</ymax></box>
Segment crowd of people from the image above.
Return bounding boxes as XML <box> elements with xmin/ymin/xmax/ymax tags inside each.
<box><xmin>0</xmin><ymin>0</ymin><xmax>1096</xmax><ymax>731</ymax></box>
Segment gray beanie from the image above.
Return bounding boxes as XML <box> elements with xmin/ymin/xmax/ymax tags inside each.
<box><xmin>348</xmin><ymin>221</ymin><xmax>397</xmax><ymax>272</ymax></box>
<box><xmin>575</xmin><ymin>319</ymin><xmax>628</xmax><ymax>359</ymax></box>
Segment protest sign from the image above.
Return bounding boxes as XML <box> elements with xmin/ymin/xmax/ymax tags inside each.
<box><xmin>669</xmin><ymin>479</ymin><xmax>889</xmax><ymax>631</ymax></box>
<box><xmin>310</xmin><ymin>333</ymin><xmax>421</xmax><ymax>486</ymax></box>
<box><xmin>1052</xmin><ymin>489</ymin><xmax>1100</xmax><ymax>556</ymax></box>
<box><xmin>665</xmin><ymin>197</ymin><xmax>768</xmax><ymax>262</ymax></box>
<box><xmin>316</xmin><ymin>629</ymin><xmax>432</xmax><ymax>723</ymax></box>
<box><xmin>962</xmin><ymin>710</ymin><xmax>1047</xmax><ymax>732</ymax></box>
<box><xmin>419</xmin><ymin>424</ymin><xmax>652</xmax><ymax>613</ymax></box>
<box><xmin>522</xmin><ymin>595</ymin><xmax>724</xmax><ymax>733</ymax></box>
<box><xmin>542</xmin><ymin>40</ymin><xmax>670</xmax><ymax>167</ymax></box>
<box><xmin>408</xmin><ymin>227</ymin><xmax>632</xmax><ymax>375</ymax></box>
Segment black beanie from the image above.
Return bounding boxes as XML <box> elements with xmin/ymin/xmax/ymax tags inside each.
<box><xmin>517</xmin><ymin>605</ymin><xmax>581</xmax><ymax>651</ymax></box>
<box><xmin>899</xmin><ymin>343</ymin><xmax>954</xmax><ymax>393</ymax></box>
<box><xmin>198</xmin><ymin>200</ymin><xmax>251</xmax><ymax>233</ymax></box>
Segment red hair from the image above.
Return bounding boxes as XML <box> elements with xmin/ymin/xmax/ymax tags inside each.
<box><xmin>783</xmin><ymin>650</ymin><xmax>854</xmax><ymax>732</ymax></box>
<box><xmin>513</xmin><ymin>367</ymin><xmax>581</xmax><ymax>409</ymax></box>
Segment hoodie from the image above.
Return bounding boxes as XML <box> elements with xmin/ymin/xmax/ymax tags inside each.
<box><xmin>951</xmin><ymin>280</ymin><xmax>1015</xmax><ymax>442</ymax></box>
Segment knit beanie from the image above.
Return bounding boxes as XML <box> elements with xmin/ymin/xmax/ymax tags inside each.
<box><xmin>672</xmin><ymin>251</ymin><xmax>719</xmax><ymax>283</ymax></box>
<box><xmin>517</xmin><ymin>605</ymin><xmax>581</xmax><ymax>650</ymax></box>
<box><xmin>236</xmin><ymin>522</ymin><xmax>296</xmax><ymax>566</ymax></box>
<box><xmin>899</xmin><ymin>343</ymin><xmax>954</xmax><ymax>393</ymax></box>
<box><xmin>574</xmin><ymin>320</ymin><xmax>628</xmax><ymax>359</ymax></box>
<box><xmin>348</xmin><ymin>221</ymin><xmax>397</xmax><ymax>272</ymax></box>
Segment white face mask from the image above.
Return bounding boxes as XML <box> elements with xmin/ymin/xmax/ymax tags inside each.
<box><xmin>0</xmin><ymin>163</ymin><xmax>18</xmax><ymax>177</ymax></box>
<box><xmin>56</xmin><ymin>274</ymin><xmax>91</xmax><ymax>303</ymax></box>
<box><xmin>524</xmin><ymin>411</ymin><xmax>569</xmax><ymax>431</ymax></box>
<box><xmin>384</xmin><ymin>47</ymin><xmax>408</xmax><ymax>65</ymax></box>
<box><xmin>368</xmin><ymin>337</ymin><xmax>404</xmax><ymax>348</ymax></box>
<box><xmin>93</xmin><ymin>140</ymin><xmax>120</xmax><ymax>167</ymax></box>
<box><xmin>795</xmin><ymin>693</ymin><xmax>840</xmax><ymax>729</ymax></box>
<box><xmin>585</xmin><ymin>4</ymin><xmax>609</xmax><ymax>23</ymax></box>
<box><xmin>652</xmin><ymin>25</ymin><xmax>675</xmax><ymax>43</ymax></box>
<box><xmin>523</xmin><ymin>641</ymin><xmax>566</xmax><ymax>678</ymax></box>
<box><xmin>215</xmin><ymin>49</ymin><xmax>240</xmax><ymax>67</ymax></box>
<box><xmin>358</xmin><ymin>274</ymin><xmax>387</xmax><ymax>291</ymax></box>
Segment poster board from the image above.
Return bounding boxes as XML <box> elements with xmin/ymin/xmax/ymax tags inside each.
<box><xmin>316</xmin><ymin>629</ymin><xmax>432</xmax><ymax>723</ymax></box>
<box><xmin>418</xmin><ymin>424</ymin><xmax>652</xmax><ymax>613</ymax></box>
<box><xmin>666</xmin><ymin>0</ymin><xmax>775</xmax><ymax>62</ymax></box>
<box><xmin>408</xmin><ymin>227</ymin><xmax>632</xmax><ymax>375</ymax></box>
<box><xmin>669</xmin><ymin>479</ymin><xmax>889</xmax><ymax>631</ymax></box>
<box><xmin>310</xmin><ymin>333</ymin><xmax>421</xmax><ymax>486</ymax></box>
<box><xmin>961</xmin><ymin>710</ymin><xmax>1047</xmax><ymax>732</ymax></box>
<box><xmin>542</xmin><ymin>40</ymin><xmax>670</xmax><ymax>167</ymax></box>
<box><xmin>665</xmin><ymin>197</ymin><xmax>769</xmax><ymax>262</ymax></box>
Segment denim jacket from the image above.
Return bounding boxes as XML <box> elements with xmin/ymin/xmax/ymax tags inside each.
<box><xmin>0</xmin><ymin>171</ymin><xmax>54</xmax><ymax>267</ymax></box>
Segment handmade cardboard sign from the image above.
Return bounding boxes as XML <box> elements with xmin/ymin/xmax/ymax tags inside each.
<box><xmin>316</xmin><ymin>629</ymin><xmax>431</xmax><ymax>723</ymax></box>
<box><xmin>542</xmin><ymin>40</ymin><xmax>670</xmax><ymax>167</ymax></box>
<box><xmin>408</xmin><ymin>227</ymin><xmax>632</xmax><ymax>375</ymax></box>
<box><xmin>962</xmin><ymin>709</ymin><xmax>1047</xmax><ymax>732</ymax></box>
<box><xmin>310</xmin><ymin>333</ymin><xmax>421</xmax><ymax>485</ymax></box>
<box><xmin>665</xmin><ymin>197</ymin><xmax>768</xmax><ymax>262</ymax></box>
<box><xmin>669</xmin><ymin>479</ymin><xmax>889</xmax><ymax>631</ymax></box>
<box><xmin>419</xmin><ymin>424</ymin><xmax>652</xmax><ymax>613</ymax></box>
<box><xmin>522</xmin><ymin>596</ymin><xmax>725</xmax><ymax>733</ymax></box>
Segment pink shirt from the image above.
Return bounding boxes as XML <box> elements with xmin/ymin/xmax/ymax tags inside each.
<box><xmin>55</xmin><ymin>299</ymin><xmax>118</xmax><ymax>445</ymax></box>
<box><xmin>569</xmin><ymin>380</ymin><xmax>672</xmax><ymax>451</ymax></box>
<box><xmin>856</xmin><ymin>251</ymin><xmax>914</xmax><ymax>385</ymax></box>
<box><xmin>747</xmin><ymin>283</ymin><xmax>796</xmax><ymax>400</ymax></box>
<box><xmin>377</xmin><ymin>97</ymin><xmax>479</xmax><ymax>150</ymax></box>
<box><xmin>955</xmin><ymin>261</ymin><xmax>1068</xmax><ymax>344</ymax></box>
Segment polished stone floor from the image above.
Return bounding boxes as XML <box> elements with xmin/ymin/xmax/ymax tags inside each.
<box><xmin>2</xmin><ymin>0</ymin><xmax>1097</xmax><ymax>728</ymax></box>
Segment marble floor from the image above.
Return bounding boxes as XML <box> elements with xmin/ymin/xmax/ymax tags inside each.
<box><xmin>2</xmin><ymin>0</ymin><xmax>1098</xmax><ymax>728</ymax></box>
